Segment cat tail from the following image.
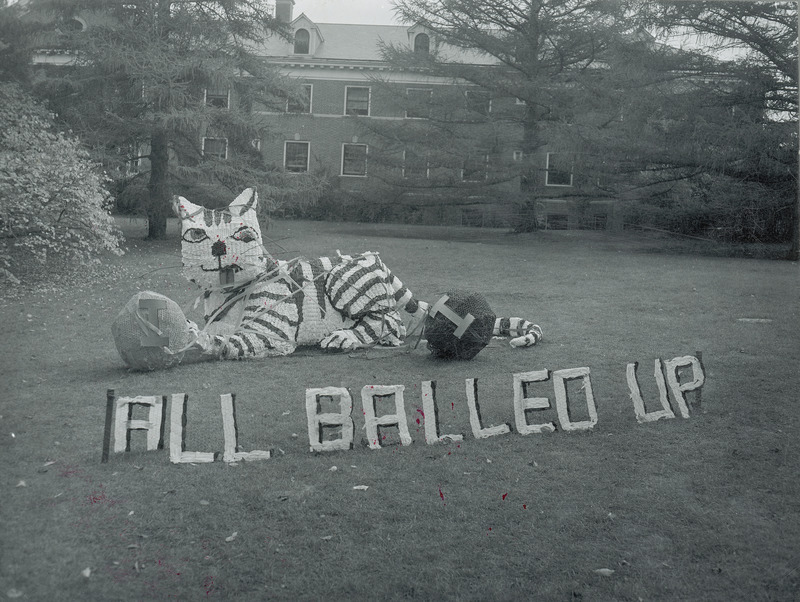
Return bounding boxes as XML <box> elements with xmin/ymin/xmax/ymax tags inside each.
<box><xmin>493</xmin><ymin>317</ymin><xmax>543</xmax><ymax>348</ymax></box>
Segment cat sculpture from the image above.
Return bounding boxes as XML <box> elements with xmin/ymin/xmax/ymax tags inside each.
<box><xmin>174</xmin><ymin>188</ymin><xmax>542</xmax><ymax>360</ymax></box>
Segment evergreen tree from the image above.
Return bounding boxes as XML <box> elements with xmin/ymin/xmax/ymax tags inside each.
<box><xmin>369</xmin><ymin>0</ymin><xmax>635</xmax><ymax>230</ymax></box>
<box><xmin>638</xmin><ymin>1</ymin><xmax>797</xmax><ymax>254</ymax></box>
<box><xmin>27</xmin><ymin>0</ymin><xmax>311</xmax><ymax>238</ymax></box>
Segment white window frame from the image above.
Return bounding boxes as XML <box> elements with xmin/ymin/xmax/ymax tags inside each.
<box><xmin>414</xmin><ymin>32</ymin><xmax>430</xmax><ymax>53</ymax></box>
<box><xmin>204</xmin><ymin>88</ymin><xmax>230</xmax><ymax>109</ymax></box>
<box><xmin>406</xmin><ymin>87</ymin><xmax>432</xmax><ymax>119</ymax></box>
<box><xmin>465</xmin><ymin>89</ymin><xmax>492</xmax><ymax>116</ymax></box>
<box><xmin>341</xmin><ymin>143</ymin><xmax>368</xmax><ymax>177</ymax></box>
<box><xmin>284</xmin><ymin>140</ymin><xmax>310</xmax><ymax>173</ymax></box>
<box><xmin>125</xmin><ymin>141</ymin><xmax>145</xmax><ymax>175</ymax></box>
<box><xmin>286</xmin><ymin>84</ymin><xmax>313</xmax><ymax>114</ymax></box>
<box><xmin>462</xmin><ymin>152</ymin><xmax>489</xmax><ymax>182</ymax></box>
<box><xmin>294</xmin><ymin>28</ymin><xmax>311</xmax><ymax>54</ymax></box>
<box><xmin>202</xmin><ymin>137</ymin><xmax>228</xmax><ymax>160</ymax></box>
<box><xmin>545</xmin><ymin>152</ymin><xmax>574</xmax><ymax>187</ymax></box>
<box><xmin>344</xmin><ymin>86</ymin><xmax>371</xmax><ymax>116</ymax></box>
<box><xmin>403</xmin><ymin>149</ymin><xmax>429</xmax><ymax>179</ymax></box>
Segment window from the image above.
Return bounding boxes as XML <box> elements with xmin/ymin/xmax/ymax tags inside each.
<box><xmin>205</xmin><ymin>88</ymin><xmax>230</xmax><ymax>109</ymax></box>
<box><xmin>284</xmin><ymin>141</ymin><xmax>310</xmax><ymax>172</ymax></box>
<box><xmin>465</xmin><ymin>89</ymin><xmax>491</xmax><ymax>117</ymax></box>
<box><xmin>342</xmin><ymin>144</ymin><xmax>367</xmax><ymax>176</ymax></box>
<box><xmin>545</xmin><ymin>153</ymin><xmax>574</xmax><ymax>186</ymax></box>
<box><xmin>403</xmin><ymin>149</ymin><xmax>428</xmax><ymax>179</ymax></box>
<box><xmin>345</xmin><ymin>87</ymin><xmax>370</xmax><ymax>116</ymax></box>
<box><xmin>287</xmin><ymin>84</ymin><xmax>312</xmax><ymax>113</ymax></box>
<box><xmin>64</xmin><ymin>18</ymin><xmax>85</xmax><ymax>32</ymax></box>
<box><xmin>406</xmin><ymin>88</ymin><xmax>432</xmax><ymax>119</ymax></box>
<box><xmin>584</xmin><ymin>214</ymin><xmax>607</xmax><ymax>230</ymax></box>
<box><xmin>513</xmin><ymin>150</ymin><xmax>524</xmax><ymax>162</ymax></box>
<box><xmin>202</xmin><ymin>137</ymin><xmax>228</xmax><ymax>160</ymax></box>
<box><xmin>125</xmin><ymin>141</ymin><xmax>144</xmax><ymax>175</ymax></box>
<box><xmin>546</xmin><ymin>214</ymin><xmax>569</xmax><ymax>230</ymax></box>
<box><xmin>462</xmin><ymin>152</ymin><xmax>488</xmax><ymax>181</ymax></box>
<box><xmin>294</xmin><ymin>29</ymin><xmax>310</xmax><ymax>54</ymax></box>
<box><xmin>414</xmin><ymin>33</ymin><xmax>430</xmax><ymax>53</ymax></box>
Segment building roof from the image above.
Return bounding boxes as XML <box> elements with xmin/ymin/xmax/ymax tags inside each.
<box><xmin>255</xmin><ymin>17</ymin><xmax>498</xmax><ymax>66</ymax></box>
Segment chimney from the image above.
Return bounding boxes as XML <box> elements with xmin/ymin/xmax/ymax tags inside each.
<box><xmin>275</xmin><ymin>0</ymin><xmax>295</xmax><ymax>23</ymax></box>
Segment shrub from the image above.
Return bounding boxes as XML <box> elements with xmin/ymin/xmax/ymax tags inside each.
<box><xmin>0</xmin><ymin>84</ymin><xmax>124</xmax><ymax>282</ymax></box>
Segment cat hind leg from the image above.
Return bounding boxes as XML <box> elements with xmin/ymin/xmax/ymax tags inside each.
<box><xmin>320</xmin><ymin>310</ymin><xmax>405</xmax><ymax>351</ymax></box>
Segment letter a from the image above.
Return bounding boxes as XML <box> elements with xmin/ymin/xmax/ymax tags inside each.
<box><xmin>361</xmin><ymin>385</ymin><xmax>412</xmax><ymax>449</ymax></box>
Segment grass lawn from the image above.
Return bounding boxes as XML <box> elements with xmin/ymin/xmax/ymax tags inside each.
<box><xmin>1</xmin><ymin>217</ymin><xmax>798</xmax><ymax>601</ymax></box>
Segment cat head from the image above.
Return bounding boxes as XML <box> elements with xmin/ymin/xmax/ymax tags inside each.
<box><xmin>172</xmin><ymin>188</ymin><xmax>268</xmax><ymax>288</ymax></box>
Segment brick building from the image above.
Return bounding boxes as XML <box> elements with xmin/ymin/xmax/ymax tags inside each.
<box><xmin>251</xmin><ymin>0</ymin><xmax>617</xmax><ymax>228</ymax></box>
<box><xmin>27</xmin><ymin>0</ymin><xmax>618</xmax><ymax>229</ymax></box>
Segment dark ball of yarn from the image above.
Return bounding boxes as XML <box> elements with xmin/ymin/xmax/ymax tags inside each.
<box><xmin>425</xmin><ymin>290</ymin><xmax>495</xmax><ymax>360</ymax></box>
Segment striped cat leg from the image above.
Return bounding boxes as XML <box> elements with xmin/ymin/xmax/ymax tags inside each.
<box><xmin>493</xmin><ymin>317</ymin><xmax>543</xmax><ymax>347</ymax></box>
<box><xmin>320</xmin><ymin>310</ymin><xmax>405</xmax><ymax>350</ymax></box>
<box><xmin>321</xmin><ymin>254</ymin><xmax>401</xmax><ymax>351</ymax></box>
<box><xmin>212</xmin><ymin>284</ymin><xmax>300</xmax><ymax>359</ymax></box>
<box><xmin>387</xmin><ymin>273</ymin><xmax>429</xmax><ymax>333</ymax></box>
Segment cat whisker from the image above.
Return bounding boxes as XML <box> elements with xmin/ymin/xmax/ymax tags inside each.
<box><xmin>259</xmin><ymin>235</ymin><xmax>292</xmax><ymax>254</ymax></box>
<box><xmin>136</xmin><ymin>265</ymin><xmax>185</xmax><ymax>278</ymax></box>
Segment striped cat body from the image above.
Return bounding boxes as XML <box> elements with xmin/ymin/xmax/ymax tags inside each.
<box><xmin>173</xmin><ymin>189</ymin><xmax>541</xmax><ymax>360</ymax></box>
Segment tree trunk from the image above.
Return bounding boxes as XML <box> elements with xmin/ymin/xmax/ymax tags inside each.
<box><xmin>147</xmin><ymin>128</ymin><xmax>170</xmax><ymax>239</ymax></box>
<box><xmin>793</xmin><ymin>8</ymin><xmax>800</xmax><ymax>262</ymax></box>
<box><xmin>791</xmin><ymin>179</ymin><xmax>799</xmax><ymax>260</ymax></box>
<box><xmin>516</xmin><ymin>103</ymin><xmax>544</xmax><ymax>233</ymax></box>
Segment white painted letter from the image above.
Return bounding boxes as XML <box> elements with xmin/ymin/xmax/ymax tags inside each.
<box><xmin>552</xmin><ymin>367</ymin><xmax>598</xmax><ymax>431</ymax></box>
<box><xmin>361</xmin><ymin>385</ymin><xmax>413</xmax><ymax>449</ymax></box>
<box><xmin>220</xmin><ymin>394</ymin><xmax>271</xmax><ymax>462</ymax></box>
<box><xmin>512</xmin><ymin>370</ymin><xmax>556</xmax><ymax>435</ymax></box>
<box><xmin>169</xmin><ymin>393</ymin><xmax>215</xmax><ymax>463</ymax></box>
<box><xmin>305</xmin><ymin>387</ymin><xmax>355</xmax><ymax>452</ymax></box>
<box><xmin>663</xmin><ymin>355</ymin><xmax>705</xmax><ymax>418</ymax></box>
<box><xmin>111</xmin><ymin>394</ymin><xmax>165</xmax><ymax>454</ymax></box>
<box><xmin>627</xmin><ymin>360</ymin><xmax>674</xmax><ymax>423</ymax></box>
<box><xmin>421</xmin><ymin>381</ymin><xmax>464</xmax><ymax>444</ymax></box>
<box><xmin>465</xmin><ymin>378</ymin><xmax>511</xmax><ymax>439</ymax></box>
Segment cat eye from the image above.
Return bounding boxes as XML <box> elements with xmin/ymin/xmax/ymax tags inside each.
<box><xmin>232</xmin><ymin>227</ymin><xmax>257</xmax><ymax>243</ymax></box>
<box><xmin>182</xmin><ymin>228</ymin><xmax>209</xmax><ymax>243</ymax></box>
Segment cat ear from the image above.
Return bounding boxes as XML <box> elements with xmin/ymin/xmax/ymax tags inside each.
<box><xmin>230</xmin><ymin>188</ymin><xmax>258</xmax><ymax>216</ymax></box>
<box><xmin>172</xmin><ymin>195</ymin><xmax>201</xmax><ymax>221</ymax></box>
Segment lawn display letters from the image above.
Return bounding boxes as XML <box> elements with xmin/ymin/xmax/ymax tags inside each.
<box><xmin>101</xmin><ymin>354</ymin><xmax>704</xmax><ymax>464</ymax></box>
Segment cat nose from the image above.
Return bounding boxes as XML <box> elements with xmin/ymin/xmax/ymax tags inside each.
<box><xmin>211</xmin><ymin>239</ymin><xmax>227</xmax><ymax>257</ymax></box>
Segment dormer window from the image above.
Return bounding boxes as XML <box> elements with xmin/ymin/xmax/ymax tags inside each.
<box><xmin>294</xmin><ymin>29</ymin><xmax>310</xmax><ymax>54</ymax></box>
<box><xmin>65</xmin><ymin>18</ymin><xmax>86</xmax><ymax>32</ymax></box>
<box><xmin>414</xmin><ymin>33</ymin><xmax>430</xmax><ymax>54</ymax></box>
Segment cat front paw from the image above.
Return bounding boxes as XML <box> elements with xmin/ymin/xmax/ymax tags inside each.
<box><xmin>189</xmin><ymin>331</ymin><xmax>223</xmax><ymax>357</ymax></box>
<box><xmin>186</xmin><ymin>319</ymin><xmax>201</xmax><ymax>336</ymax></box>
<box><xmin>320</xmin><ymin>330</ymin><xmax>362</xmax><ymax>351</ymax></box>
